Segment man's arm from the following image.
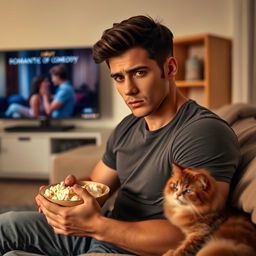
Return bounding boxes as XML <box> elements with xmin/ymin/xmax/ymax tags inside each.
<box><xmin>36</xmin><ymin>160</ymin><xmax>185</xmax><ymax>256</ymax></box>
<box><xmin>216</xmin><ymin>181</ymin><xmax>230</xmax><ymax>209</ymax></box>
<box><xmin>42</xmin><ymin>95</ymin><xmax>62</xmax><ymax>115</ymax></box>
<box><xmin>90</xmin><ymin>160</ymin><xmax>121</xmax><ymax>195</ymax></box>
<box><xmin>95</xmin><ymin>216</ymin><xmax>184</xmax><ymax>256</ymax></box>
<box><xmin>93</xmin><ymin>179</ymin><xmax>229</xmax><ymax>256</ymax></box>
<box><xmin>37</xmin><ymin>191</ymin><xmax>184</xmax><ymax>256</ymax></box>
<box><xmin>37</xmin><ymin>161</ymin><xmax>230</xmax><ymax>256</ymax></box>
<box><xmin>39</xmin><ymin>85</ymin><xmax>63</xmax><ymax>116</ymax></box>
<box><xmin>64</xmin><ymin>160</ymin><xmax>120</xmax><ymax>199</ymax></box>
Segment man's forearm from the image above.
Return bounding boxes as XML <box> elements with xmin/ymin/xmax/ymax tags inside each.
<box><xmin>93</xmin><ymin>216</ymin><xmax>184</xmax><ymax>256</ymax></box>
<box><xmin>42</xmin><ymin>95</ymin><xmax>51</xmax><ymax>115</ymax></box>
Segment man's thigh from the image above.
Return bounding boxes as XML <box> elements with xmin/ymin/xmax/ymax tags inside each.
<box><xmin>3</xmin><ymin>250</ymin><xmax>45</xmax><ymax>256</ymax></box>
<box><xmin>0</xmin><ymin>211</ymin><xmax>90</xmax><ymax>256</ymax></box>
<box><xmin>87</xmin><ymin>238</ymin><xmax>134</xmax><ymax>255</ymax></box>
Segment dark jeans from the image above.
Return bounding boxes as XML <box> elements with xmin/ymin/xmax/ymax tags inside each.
<box><xmin>0</xmin><ymin>211</ymin><xmax>133</xmax><ymax>256</ymax></box>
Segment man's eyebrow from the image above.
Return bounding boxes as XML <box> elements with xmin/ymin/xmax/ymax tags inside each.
<box><xmin>110</xmin><ymin>66</ymin><xmax>149</xmax><ymax>77</ymax></box>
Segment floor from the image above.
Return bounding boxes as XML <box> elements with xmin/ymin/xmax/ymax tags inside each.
<box><xmin>0</xmin><ymin>178</ymin><xmax>48</xmax><ymax>207</ymax></box>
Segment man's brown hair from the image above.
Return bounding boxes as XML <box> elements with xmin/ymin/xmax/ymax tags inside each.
<box><xmin>92</xmin><ymin>15</ymin><xmax>174</xmax><ymax>71</ymax></box>
<box><xmin>49</xmin><ymin>64</ymin><xmax>68</xmax><ymax>80</ymax></box>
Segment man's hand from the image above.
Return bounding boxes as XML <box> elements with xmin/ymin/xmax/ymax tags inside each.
<box><xmin>39</xmin><ymin>85</ymin><xmax>50</xmax><ymax>98</ymax></box>
<box><xmin>35</xmin><ymin>184</ymin><xmax>103</xmax><ymax>236</ymax></box>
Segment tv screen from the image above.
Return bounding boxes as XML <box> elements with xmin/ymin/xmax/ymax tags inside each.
<box><xmin>0</xmin><ymin>47</ymin><xmax>100</xmax><ymax>120</ymax></box>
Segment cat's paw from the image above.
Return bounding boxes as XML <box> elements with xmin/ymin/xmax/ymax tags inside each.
<box><xmin>162</xmin><ymin>249</ymin><xmax>175</xmax><ymax>256</ymax></box>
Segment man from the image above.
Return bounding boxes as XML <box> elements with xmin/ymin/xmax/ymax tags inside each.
<box><xmin>41</xmin><ymin>64</ymin><xmax>75</xmax><ymax>118</ymax></box>
<box><xmin>0</xmin><ymin>16</ymin><xmax>239</xmax><ymax>256</ymax></box>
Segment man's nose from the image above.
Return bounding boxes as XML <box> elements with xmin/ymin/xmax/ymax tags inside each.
<box><xmin>124</xmin><ymin>78</ymin><xmax>139</xmax><ymax>95</ymax></box>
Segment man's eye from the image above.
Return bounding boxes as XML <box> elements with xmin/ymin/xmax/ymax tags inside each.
<box><xmin>114</xmin><ymin>75</ymin><xmax>124</xmax><ymax>82</ymax></box>
<box><xmin>135</xmin><ymin>70</ymin><xmax>146</xmax><ymax>77</ymax></box>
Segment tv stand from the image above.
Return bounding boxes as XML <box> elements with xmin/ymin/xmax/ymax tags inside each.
<box><xmin>4</xmin><ymin>124</ymin><xmax>75</xmax><ymax>132</ymax></box>
<box><xmin>0</xmin><ymin>128</ymin><xmax>111</xmax><ymax>179</ymax></box>
<box><xmin>4</xmin><ymin>117</ymin><xmax>75</xmax><ymax>132</ymax></box>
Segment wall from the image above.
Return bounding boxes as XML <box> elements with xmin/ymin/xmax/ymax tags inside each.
<box><xmin>0</xmin><ymin>0</ymin><xmax>234</xmax><ymax>128</ymax></box>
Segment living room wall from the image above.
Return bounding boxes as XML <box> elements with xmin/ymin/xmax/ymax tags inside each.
<box><xmin>0</xmin><ymin>0</ymin><xmax>234</xmax><ymax>128</ymax></box>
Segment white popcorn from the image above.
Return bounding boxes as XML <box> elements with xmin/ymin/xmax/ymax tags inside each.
<box><xmin>83</xmin><ymin>183</ymin><xmax>104</xmax><ymax>197</ymax></box>
<box><xmin>44</xmin><ymin>181</ymin><xmax>105</xmax><ymax>201</ymax></box>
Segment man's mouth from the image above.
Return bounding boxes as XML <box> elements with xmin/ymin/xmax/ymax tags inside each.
<box><xmin>127</xmin><ymin>100</ymin><xmax>144</xmax><ymax>108</ymax></box>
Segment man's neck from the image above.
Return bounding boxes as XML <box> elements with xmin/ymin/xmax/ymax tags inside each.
<box><xmin>144</xmin><ymin>88</ymin><xmax>187</xmax><ymax>131</ymax></box>
<box><xmin>58</xmin><ymin>80</ymin><xmax>67</xmax><ymax>86</ymax></box>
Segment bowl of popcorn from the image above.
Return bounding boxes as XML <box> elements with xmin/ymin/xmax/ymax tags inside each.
<box><xmin>40</xmin><ymin>181</ymin><xmax>110</xmax><ymax>206</ymax></box>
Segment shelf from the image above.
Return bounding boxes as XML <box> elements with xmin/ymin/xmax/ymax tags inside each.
<box><xmin>173</xmin><ymin>34</ymin><xmax>231</xmax><ymax>109</ymax></box>
<box><xmin>176</xmin><ymin>80</ymin><xmax>205</xmax><ymax>88</ymax></box>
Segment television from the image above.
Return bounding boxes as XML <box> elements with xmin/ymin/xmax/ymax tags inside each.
<box><xmin>0</xmin><ymin>47</ymin><xmax>100</xmax><ymax>132</ymax></box>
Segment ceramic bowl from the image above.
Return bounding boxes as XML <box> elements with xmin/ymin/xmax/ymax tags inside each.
<box><xmin>40</xmin><ymin>181</ymin><xmax>110</xmax><ymax>207</ymax></box>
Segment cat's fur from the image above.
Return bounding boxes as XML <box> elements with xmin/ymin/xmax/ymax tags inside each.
<box><xmin>163</xmin><ymin>163</ymin><xmax>256</xmax><ymax>256</ymax></box>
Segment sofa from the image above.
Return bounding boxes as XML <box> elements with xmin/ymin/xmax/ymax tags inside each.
<box><xmin>214</xmin><ymin>103</ymin><xmax>256</xmax><ymax>224</ymax></box>
<box><xmin>34</xmin><ymin>103</ymin><xmax>253</xmax><ymax>256</ymax></box>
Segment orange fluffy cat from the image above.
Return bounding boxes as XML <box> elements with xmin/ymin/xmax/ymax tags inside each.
<box><xmin>163</xmin><ymin>163</ymin><xmax>256</xmax><ymax>256</ymax></box>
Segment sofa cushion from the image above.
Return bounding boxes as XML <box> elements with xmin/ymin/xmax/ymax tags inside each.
<box><xmin>215</xmin><ymin>104</ymin><xmax>256</xmax><ymax>224</ymax></box>
<box><xmin>230</xmin><ymin>117</ymin><xmax>256</xmax><ymax>224</ymax></box>
<box><xmin>232</xmin><ymin>156</ymin><xmax>256</xmax><ymax>223</ymax></box>
<box><xmin>50</xmin><ymin>144</ymin><xmax>105</xmax><ymax>184</ymax></box>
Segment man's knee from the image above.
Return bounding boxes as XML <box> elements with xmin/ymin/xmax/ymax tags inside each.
<box><xmin>0</xmin><ymin>211</ymin><xmax>32</xmax><ymax>226</ymax></box>
<box><xmin>0</xmin><ymin>211</ymin><xmax>19</xmax><ymax>227</ymax></box>
<box><xmin>0</xmin><ymin>211</ymin><xmax>42</xmax><ymax>237</ymax></box>
<box><xmin>0</xmin><ymin>212</ymin><xmax>25</xmax><ymax>239</ymax></box>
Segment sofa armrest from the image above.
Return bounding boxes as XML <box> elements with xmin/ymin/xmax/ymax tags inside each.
<box><xmin>49</xmin><ymin>144</ymin><xmax>105</xmax><ymax>184</ymax></box>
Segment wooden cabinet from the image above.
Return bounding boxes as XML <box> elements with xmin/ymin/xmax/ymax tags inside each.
<box><xmin>0</xmin><ymin>136</ymin><xmax>49</xmax><ymax>178</ymax></box>
<box><xmin>174</xmin><ymin>34</ymin><xmax>231</xmax><ymax>109</ymax></box>
<box><xmin>0</xmin><ymin>128</ymin><xmax>110</xmax><ymax>179</ymax></box>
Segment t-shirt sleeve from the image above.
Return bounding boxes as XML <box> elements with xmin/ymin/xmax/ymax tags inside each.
<box><xmin>102</xmin><ymin>114</ymin><xmax>136</xmax><ymax>171</ymax></box>
<box><xmin>102</xmin><ymin>129</ymin><xmax>117</xmax><ymax>170</ymax></box>
<box><xmin>54</xmin><ymin>87</ymin><xmax>70</xmax><ymax>103</ymax></box>
<box><xmin>172</xmin><ymin>118</ymin><xmax>240</xmax><ymax>183</ymax></box>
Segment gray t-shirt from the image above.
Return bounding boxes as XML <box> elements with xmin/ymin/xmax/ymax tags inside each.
<box><xmin>103</xmin><ymin>100</ymin><xmax>240</xmax><ymax>221</ymax></box>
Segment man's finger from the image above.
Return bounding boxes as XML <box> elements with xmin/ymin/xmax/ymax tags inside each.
<box><xmin>37</xmin><ymin>194</ymin><xmax>68</xmax><ymax>218</ymax></box>
<box><xmin>72</xmin><ymin>184</ymin><xmax>93</xmax><ymax>202</ymax></box>
<box><xmin>64</xmin><ymin>174</ymin><xmax>77</xmax><ymax>186</ymax></box>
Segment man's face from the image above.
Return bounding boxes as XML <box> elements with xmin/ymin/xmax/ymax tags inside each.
<box><xmin>51</xmin><ymin>74</ymin><xmax>60</xmax><ymax>86</ymax></box>
<box><xmin>109</xmin><ymin>47</ymin><xmax>171</xmax><ymax>118</ymax></box>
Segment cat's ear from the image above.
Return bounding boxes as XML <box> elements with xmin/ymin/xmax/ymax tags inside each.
<box><xmin>196</xmin><ymin>173</ymin><xmax>209</xmax><ymax>190</ymax></box>
<box><xmin>172</xmin><ymin>162</ymin><xmax>184</xmax><ymax>174</ymax></box>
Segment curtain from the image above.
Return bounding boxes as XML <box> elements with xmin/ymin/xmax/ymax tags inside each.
<box><xmin>232</xmin><ymin>0</ymin><xmax>256</xmax><ymax>104</ymax></box>
<box><xmin>251</xmin><ymin>0</ymin><xmax>256</xmax><ymax>103</ymax></box>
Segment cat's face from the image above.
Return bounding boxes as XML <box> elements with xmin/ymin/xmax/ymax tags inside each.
<box><xmin>164</xmin><ymin>163</ymin><xmax>215</xmax><ymax>208</ymax></box>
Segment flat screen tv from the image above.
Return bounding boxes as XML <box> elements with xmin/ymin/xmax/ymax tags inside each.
<box><xmin>0</xmin><ymin>47</ymin><xmax>100</xmax><ymax>131</ymax></box>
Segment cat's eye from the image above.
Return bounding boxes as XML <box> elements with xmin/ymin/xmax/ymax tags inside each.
<box><xmin>172</xmin><ymin>183</ymin><xmax>178</xmax><ymax>190</ymax></box>
<box><xmin>184</xmin><ymin>189</ymin><xmax>192</xmax><ymax>194</ymax></box>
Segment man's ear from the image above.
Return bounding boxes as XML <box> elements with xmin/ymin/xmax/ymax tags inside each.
<box><xmin>172</xmin><ymin>162</ymin><xmax>184</xmax><ymax>174</ymax></box>
<box><xmin>165</xmin><ymin>57</ymin><xmax>178</xmax><ymax>77</ymax></box>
